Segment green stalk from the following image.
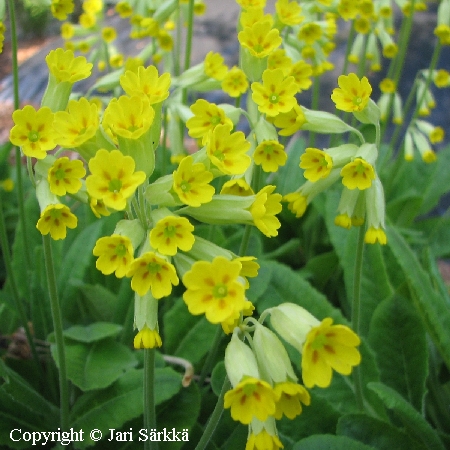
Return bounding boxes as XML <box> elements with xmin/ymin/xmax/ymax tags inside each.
<box><xmin>351</xmin><ymin>226</ymin><xmax>365</xmax><ymax>411</ymax></box>
<box><xmin>42</xmin><ymin>234</ymin><xmax>69</xmax><ymax>430</ymax></box>
<box><xmin>308</xmin><ymin>76</ymin><xmax>320</xmax><ymax>147</ymax></box>
<box><xmin>198</xmin><ymin>325</ymin><xmax>223</xmax><ymax>387</ymax></box>
<box><xmin>184</xmin><ymin>0</ymin><xmax>195</xmax><ymax>72</ymax></box>
<box><xmin>144</xmin><ymin>348</ymin><xmax>157</xmax><ymax>450</ymax></box>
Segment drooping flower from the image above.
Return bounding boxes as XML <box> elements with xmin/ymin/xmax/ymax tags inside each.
<box><xmin>283</xmin><ymin>192</ymin><xmax>307</xmax><ymax>218</ymax></box>
<box><xmin>250</xmin><ymin>185</ymin><xmax>282</xmax><ymax>237</ymax></box>
<box><xmin>253</xmin><ymin>140</ymin><xmax>287</xmax><ymax>172</ymax></box>
<box><xmin>134</xmin><ymin>325</ymin><xmax>162</xmax><ymax>349</ymax></box>
<box><xmin>93</xmin><ymin>235</ymin><xmax>135</xmax><ymax>278</ymax></box>
<box><xmin>290</xmin><ymin>61</ymin><xmax>313</xmax><ymax>92</ymax></box>
<box><xmin>36</xmin><ymin>204</ymin><xmax>77</xmax><ymax>240</ymax></box>
<box><xmin>86</xmin><ymin>149</ymin><xmax>146</xmax><ymax>210</ymax></box>
<box><xmin>340</xmin><ymin>157</ymin><xmax>375</xmax><ymax>190</ymax></box>
<box><xmin>331</xmin><ymin>73</ymin><xmax>372</xmax><ymax>112</ymax></box>
<box><xmin>204</xmin><ymin>51</ymin><xmax>228</xmax><ymax>80</ymax></box>
<box><xmin>365</xmin><ymin>226</ymin><xmax>387</xmax><ymax>245</ymax></box>
<box><xmin>47</xmin><ymin>157</ymin><xmax>86</xmax><ymax>196</ymax></box>
<box><xmin>220</xmin><ymin>179</ymin><xmax>254</xmax><ymax>196</ymax></box>
<box><xmin>273</xmin><ymin>382</ymin><xmax>310</xmax><ymax>419</ymax></box>
<box><xmin>172</xmin><ymin>156</ymin><xmax>215</xmax><ymax>206</ymax></box>
<box><xmin>238</xmin><ymin>21</ymin><xmax>281</xmax><ymax>58</ymax></box>
<box><xmin>245</xmin><ymin>428</ymin><xmax>283</xmax><ymax>450</ymax></box>
<box><xmin>221</xmin><ymin>66</ymin><xmax>249</xmax><ymax>98</ymax></box>
<box><xmin>149</xmin><ymin>216</ymin><xmax>195</xmax><ymax>256</ymax></box>
<box><xmin>271</xmin><ymin>104</ymin><xmax>307</xmax><ymax>136</ymax></box>
<box><xmin>46</xmin><ymin>48</ymin><xmax>92</xmax><ymax>83</ymax></box>
<box><xmin>300</xmin><ymin>148</ymin><xmax>333</xmax><ymax>182</ymax></box>
<box><xmin>224</xmin><ymin>376</ymin><xmax>277</xmax><ymax>424</ymax></box>
<box><xmin>182</xmin><ymin>256</ymin><xmax>246</xmax><ymax>324</ymax></box>
<box><xmin>302</xmin><ymin>318</ymin><xmax>361</xmax><ymax>388</ymax></box>
<box><xmin>127</xmin><ymin>252</ymin><xmax>179</xmax><ymax>298</ymax></box>
<box><xmin>10</xmin><ymin>106</ymin><xmax>56</xmax><ymax>159</ymax></box>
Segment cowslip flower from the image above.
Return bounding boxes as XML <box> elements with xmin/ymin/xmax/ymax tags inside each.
<box><xmin>283</xmin><ymin>192</ymin><xmax>307</xmax><ymax>218</ymax></box>
<box><xmin>365</xmin><ymin>227</ymin><xmax>387</xmax><ymax>245</ymax></box>
<box><xmin>206</xmin><ymin>124</ymin><xmax>251</xmax><ymax>175</ymax></box>
<box><xmin>267</xmin><ymin>49</ymin><xmax>293</xmax><ymax>76</ymax></box>
<box><xmin>172</xmin><ymin>156</ymin><xmax>215</xmax><ymax>206</ymax></box>
<box><xmin>149</xmin><ymin>216</ymin><xmax>195</xmax><ymax>256</ymax></box>
<box><xmin>340</xmin><ymin>158</ymin><xmax>375</xmax><ymax>190</ymax></box>
<box><xmin>93</xmin><ymin>235</ymin><xmax>134</xmax><ymax>278</ymax></box>
<box><xmin>224</xmin><ymin>377</ymin><xmax>276</xmax><ymax>424</ymax></box>
<box><xmin>331</xmin><ymin>73</ymin><xmax>372</xmax><ymax>112</ymax></box>
<box><xmin>251</xmin><ymin>69</ymin><xmax>298</xmax><ymax>117</ymax></box>
<box><xmin>127</xmin><ymin>252</ymin><xmax>179</xmax><ymax>298</ymax></box>
<box><xmin>302</xmin><ymin>318</ymin><xmax>361</xmax><ymax>388</ymax></box>
<box><xmin>246</xmin><ymin>427</ymin><xmax>283</xmax><ymax>450</ymax></box>
<box><xmin>53</xmin><ymin>97</ymin><xmax>99</xmax><ymax>148</ymax></box>
<box><xmin>238</xmin><ymin>21</ymin><xmax>281</xmax><ymax>58</ymax></box>
<box><xmin>134</xmin><ymin>325</ymin><xmax>162</xmax><ymax>349</ymax></box>
<box><xmin>89</xmin><ymin>198</ymin><xmax>111</xmax><ymax>218</ymax></box>
<box><xmin>36</xmin><ymin>204</ymin><xmax>77</xmax><ymax>240</ymax></box>
<box><xmin>271</xmin><ymin>104</ymin><xmax>306</xmax><ymax>136</ymax></box>
<box><xmin>273</xmin><ymin>381</ymin><xmax>310</xmax><ymax>419</ymax></box>
<box><xmin>48</xmin><ymin>157</ymin><xmax>86</xmax><ymax>196</ymax></box>
<box><xmin>253</xmin><ymin>140</ymin><xmax>287</xmax><ymax>172</ymax></box>
<box><xmin>221</xmin><ymin>66</ymin><xmax>249</xmax><ymax>98</ymax></box>
<box><xmin>46</xmin><ymin>48</ymin><xmax>92</xmax><ymax>83</ymax></box>
<box><xmin>182</xmin><ymin>256</ymin><xmax>246</xmax><ymax>324</ymax></box>
<box><xmin>101</xmin><ymin>26</ymin><xmax>117</xmax><ymax>43</ymax></box>
<box><xmin>86</xmin><ymin>149</ymin><xmax>146</xmax><ymax>210</ymax></box>
<box><xmin>275</xmin><ymin>0</ymin><xmax>304</xmax><ymax>26</ymax></box>
<box><xmin>51</xmin><ymin>0</ymin><xmax>74</xmax><ymax>21</ymax></box>
<box><xmin>220</xmin><ymin>179</ymin><xmax>254</xmax><ymax>196</ymax></box>
<box><xmin>204</xmin><ymin>51</ymin><xmax>228</xmax><ymax>80</ymax></box>
<box><xmin>250</xmin><ymin>185</ymin><xmax>282</xmax><ymax>237</ymax></box>
<box><xmin>290</xmin><ymin>60</ymin><xmax>313</xmax><ymax>92</ymax></box>
<box><xmin>300</xmin><ymin>147</ymin><xmax>333</xmax><ymax>182</ymax></box>
<box><xmin>298</xmin><ymin>22</ymin><xmax>323</xmax><ymax>45</ymax></box>
<box><xmin>10</xmin><ymin>106</ymin><xmax>56</xmax><ymax>159</ymax></box>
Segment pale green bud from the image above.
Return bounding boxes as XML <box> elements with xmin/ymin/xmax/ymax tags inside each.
<box><xmin>254</xmin><ymin>116</ymin><xmax>279</xmax><ymax>144</ymax></box>
<box><xmin>35</xmin><ymin>179</ymin><xmax>58</xmax><ymax>212</ymax></box>
<box><xmin>134</xmin><ymin>291</ymin><xmax>158</xmax><ymax>331</ymax></box>
<box><xmin>114</xmin><ymin>219</ymin><xmax>145</xmax><ymax>251</ymax></box>
<box><xmin>365</xmin><ymin>176</ymin><xmax>385</xmax><ymax>230</ymax></box>
<box><xmin>145</xmin><ymin>175</ymin><xmax>181</xmax><ymax>207</ymax></box>
<box><xmin>355</xmin><ymin>143</ymin><xmax>378</xmax><ymax>165</ymax></box>
<box><xmin>240</xmin><ymin>47</ymin><xmax>267</xmax><ymax>82</ymax></box>
<box><xmin>353</xmin><ymin>98</ymin><xmax>381</xmax><ymax>125</ymax></box>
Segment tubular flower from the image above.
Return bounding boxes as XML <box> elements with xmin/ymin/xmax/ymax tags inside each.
<box><xmin>253</xmin><ymin>140</ymin><xmax>287</xmax><ymax>172</ymax></box>
<box><xmin>182</xmin><ymin>256</ymin><xmax>246</xmax><ymax>324</ymax></box>
<box><xmin>302</xmin><ymin>318</ymin><xmax>361</xmax><ymax>388</ymax></box>
<box><xmin>273</xmin><ymin>382</ymin><xmax>311</xmax><ymax>420</ymax></box>
<box><xmin>48</xmin><ymin>157</ymin><xmax>86</xmax><ymax>196</ymax></box>
<box><xmin>204</xmin><ymin>51</ymin><xmax>228</xmax><ymax>80</ymax></box>
<box><xmin>340</xmin><ymin>158</ymin><xmax>375</xmax><ymax>190</ymax></box>
<box><xmin>275</xmin><ymin>0</ymin><xmax>304</xmax><ymax>26</ymax></box>
<box><xmin>51</xmin><ymin>0</ymin><xmax>74</xmax><ymax>21</ymax></box>
<box><xmin>46</xmin><ymin>48</ymin><xmax>92</xmax><ymax>83</ymax></box>
<box><xmin>103</xmin><ymin>95</ymin><xmax>155</xmax><ymax>140</ymax></box>
<box><xmin>134</xmin><ymin>325</ymin><xmax>162</xmax><ymax>349</ymax></box>
<box><xmin>221</xmin><ymin>66</ymin><xmax>249</xmax><ymax>98</ymax></box>
<box><xmin>207</xmin><ymin>124</ymin><xmax>251</xmax><ymax>175</ymax></box>
<box><xmin>300</xmin><ymin>148</ymin><xmax>333</xmax><ymax>182</ymax></box>
<box><xmin>36</xmin><ymin>204</ymin><xmax>77</xmax><ymax>240</ymax></box>
<box><xmin>172</xmin><ymin>156</ymin><xmax>215</xmax><ymax>207</ymax></box>
<box><xmin>250</xmin><ymin>185</ymin><xmax>282</xmax><ymax>237</ymax></box>
<box><xmin>224</xmin><ymin>377</ymin><xmax>277</xmax><ymax>424</ymax></box>
<box><xmin>89</xmin><ymin>197</ymin><xmax>111</xmax><ymax>218</ymax></box>
<box><xmin>251</xmin><ymin>69</ymin><xmax>298</xmax><ymax>117</ymax></box>
<box><xmin>246</xmin><ymin>429</ymin><xmax>283</xmax><ymax>450</ymax></box>
<box><xmin>238</xmin><ymin>21</ymin><xmax>282</xmax><ymax>58</ymax></box>
<box><xmin>53</xmin><ymin>98</ymin><xmax>99</xmax><ymax>148</ymax></box>
<box><xmin>186</xmin><ymin>99</ymin><xmax>233</xmax><ymax>144</ymax></box>
<box><xmin>221</xmin><ymin>178</ymin><xmax>254</xmax><ymax>196</ymax></box>
<box><xmin>283</xmin><ymin>192</ymin><xmax>307</xmax><ymax>218</ymax></box>
<box><xmin>149</xmin><ymin>216</ymin><xmax>195</xmax><ymax>256</ymax></box>
<box><xmin>365</xmin><ymin>226</ymin><xmax>387</xmax><ymax>245</ymax></box>
<box><xmin>331</xmin><ymin>73</ymin><xmax>372</xmax><ymax>112</ymax></box>
<box><xmin>93</xmin><ymin>235</ymin><xmax>134</xmax><ymax>278</ymax></box>
<box><xmin>271</xmin><ymin>104</ymin><xmax>306</xmax><ymax>136</ymax></box>
<box><xmin>10</xmin><ymin>106</ymin><xmax>56</xmax><ymax>159</ymax></box>
<box><xmin>127</xmin><ymin>252</ymin><xmax>179</xmax><ymax>298</ymax></box>
<box><xmin>86</xmin><ymin>149</ymin><xmax>146</xmax><ymax>210</ymax></box>
<box><xmin>120</xmin><ymin>66</ymin><xmax>171</xmax><ymax>104</ymax></box>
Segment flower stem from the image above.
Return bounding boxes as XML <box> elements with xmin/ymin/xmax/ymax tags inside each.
<box><xmin>144</xmin><ymin>348</ymin><xmax>157</xmax><ymax>450</ymax></box>
<box><xmin>42</xmin><ymin>234</ymin><xmax>69</xmax><ymax>430</ymax></box>
<box><xmin>198</xmin><ymin>325</ymin><xmax>223</xmax><ymax>386</ymax></box>
<box><xmin>308</xmin><ymin>76</ymin><xmax>320</xmax><ymax>147</ymax></box>
<box><xmin>184</xmin><ymin>0</ymin><xmax>195</xmax><ymax>72</ymax></box>
<box><xmin>352</xmin><ymin>226</ymin><xmax>365</xmax><ymax>411</ymax></box>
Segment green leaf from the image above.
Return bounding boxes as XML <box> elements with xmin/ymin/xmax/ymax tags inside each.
<box><xmin>62</xmin><ymin>322</ymin><xmax>123</xmax><ymax>343</ymax></box>
<box><xmin>368</xmin><ymin>295</ymin><xmax>428</xmax><ymax>411</ymax></box>
<box><xmin>368</xmin><ymin>382</ymin><xmax>445</xmax><ymax>450</ymax></box>
<box><xmin>386</xmin><ymin>225</ymin><xmax>450</xmax><ymax>371</ymax></box>
<box><xmin>210</xmin><ymin>361</ymin><xmax>226</xmax><ymax>397</ymax></box>
<box><xmin>293</xmin><ymin>434</ymin><xmax>376</xmax><ymax>450</ymax></box>
<box><xmin>337</xmin><ymin>413</ymin><xmax>424</xmax><ymax>450</ymax></box>
<box><xmin>51</xmin><ymin>339</ymin><xmax>137</xmax><ymax>391</ymax></box>
<box><xmin>70</xmin><ymin>367</ymin><xmax>182</xmax><ymax>449</ymax></box>
<box><xmin>414</xmin><ymin>216</ymin><xmax>450</xmax><ymax>258</ymax></box>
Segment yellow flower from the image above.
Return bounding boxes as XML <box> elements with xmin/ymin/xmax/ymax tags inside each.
<box><xmin>290</xmin><ymin>61</ymin><xmax>313</xmax><ymax>92</ymax></box>
<box><xmin>79</xmin><ymin>12</ymin><xmax>96</xmax><ymax>28</ymax></box>
<box><xmin>103</xmin><ymin>95</ymin><xmax>154</xmax><ymax>140</ymax></box>
<box><xmin>157</xmin><ymin>30</ymin><xmax>174</xmax><ymax>51</ymax></box>
<box><xmin>60</xmin><ymin>22</ymin><xmax>74</xmax><ymax>39</ymax></box>
<box><xmin>83</xmin><ymin>0</ymin><xmax>102</xmax><ymax>13</ymax></box>
<box><xmin>430</xmin><ymin>126</ymin><xmax>444</xmax><ymax>144</ymax></box>
<box><xmin>207</xmin><ymin>124</ymin><xmax>251</xmax><ymax>175</ymax></box>
<box><xmin>221</xmin><ymin>66</ymin><xmax>249</xmax><ymax>98</ymax></box>
<box><xmin>364</xmin><ymin>226</ymin><xmax>387</xmax><ymax>245</ymax></box>
<box><xmin>46</xmin><ymin>48</ymin><xmax>92</xmax><ymax>83</ymax></box>
<box><xmin>186</xmin><ymin>99</ymin><xmax>232</xmax><ymax>144</ymax></box>
<box><xmin>340</xmin><ymin>158</ymin><xmax>375</xmax><ymax>190</ymax></box>
<box><xmin>271</xmin><ymin>104</ymin><xmax>306</xmax><ymax>136</ymax></box>
<box><xmin>182</xmin><ymin>256</ymin><xmax>246</xmax><ymax>324</ymax></box>
<box><xmin>36</xmin><ymin>204</ymin><xmax>77</xmax><ymax>240</ymax></box>
<box><xmin>246</xmin><ymin>429</ymin><xmax>283</xmax><ymax>450</ymax></box>
<box><xmin>53</xmin><ymin>97</ymin><xmax>99</xmax><ymax>148</ymax></box>
<box><xmin>273</xmin><ymin>381</ymin><xmax>310</xmax><ymax>419</ymax></box>
<box><xmin>86</xmin><ymin>149</ymin><xmax>146</xmax><ymax>210</ymax></box>
<box><xmin>275</xmin><ymin>0</ymin><xmax>304</xmax><ymax>26</ymax></box>
<box><xmin>116</xmin><ymin>1</ymin><xmax>133</xmax><ymax>18</ymax></box>
<box><xmin>10</xmin><ymin>106</ymin><xmax>56</xmax><ymax>159</ymax></box>
<box><xmin>240</xmin><ymin>7</ymin><xmax>272</xmax><ymax>28</ymax></box>
<box><xmin>250</xmin><ymin>185</ymin><xmax>282</xmax><ymax>237</ymax></box>
<box><xmin>89</xmin><ymin>197</ymin><xmax>111</xmax><ymax>218</ymax></box>
<box><xmin>120</xmin><ymin>66</ymin><xmax>171</xmax><ymax>104</ymax></box>
<box><xmin>434</xmin><ymin>69</ymin><xmax>450</xmax><ymax>88</ymax></box>
<box><xmin>1</xmin><ymin>179</ymin><xmax>14</xmax><ymax>192</ymax></box>
<box><xmin>102</xmin><ymin>26</ymin><xmax>117</xmax><ymax>43</ymax></box>
<box><xmin>337</xmin><ymin>0</ymin><xmax>360</xmax><ymax>20</ymax></box>
<box><xmin>251</xmin><ymin>69</ymin><xmax>298</xmax><ymax>117</ymax></box>
<box><xmin>379</xmin><ymin>78</ymin><xmax>396</xmax><ymax>94</ymax></box>
<box><xmin>283</xmin><ymin>192</ymin><xmax>307</xmax><ymax>218</ymax></box>
<box><xmin>204</xmin><ymin>51</ymin><xmax>228</xmax><ymax>81</ymax></box>
<box><xmin>300</xmin><ymin>148</ymin><xmax>333</xmax><ymax>182</ymax></box>
<box><xmin>51</xmin><ymin>0</ymin><xmax>74</xmax><ymax>20</ymax></box>
<box><xmin>109</xmin><ymin>53</ymin><xmax>123</xmax><ymax>68</ymax></box>
<box><xmin>134</xmin><ymin>326</ymin><xmax>162</xmax><ymax>349</ymax></box>
<box><xmin>220</xmin><ymin>179</ymin><xmax>254</xmax><ymax>196</ymax></box>
<box><xmin>93</xmin><ymin>235</ymin><xmax>135</xmax><ymax>278</ymax></box>
<box><xmin>172</xmin><ymin>156</ymin><xmax>215</xmax><ymax>206</ymax></box>
<box><xmin>267</xmin><ymin>49</ymin><xmax>293</xmax><ymax>76</ymax></box>
<box><xmin>298</xmin><ymin>22</ymin><xmax>323</xmax><ymax>45</ymax></box>
<box><xmin>237</xmin><ymin>0</ymin><xmax>266</xmax><ymax>7</ymax></box>
<box><xmin>224</xmin><ymin>376</ymin><xmax>276</xmax><ymax>424</ymax></box>
<box><xmin>238</xmin><ymin>21</ymin><xmax>282</xmax><ymax>58</ymax></box>
<box><xmin>331</xmin><ymin>73</ymin><xmax>372</xmax><ymax>112</ymax></box>
<box><xmin>253</xmin><ymin>140</ymin><xmax>287</xmax><ymax>172</ymax></box>
<box><xmin>149</xmin><ymin>216</ymin><xmax>195</xmax><ymax>256</ymax></box>
<box><xmin>48</xmin><ymin>157</ymin><xmax>86</xmax><ymax>196</ymax></box>
<box><xmin>127</xmin><ymin>252</ymin><xmax>179</xmax><ymax>298</ymax></box>
<box><xmin>302</xmin><ymin>318</ymin><xmax>361</xmax><ymax>388</ymax></box>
